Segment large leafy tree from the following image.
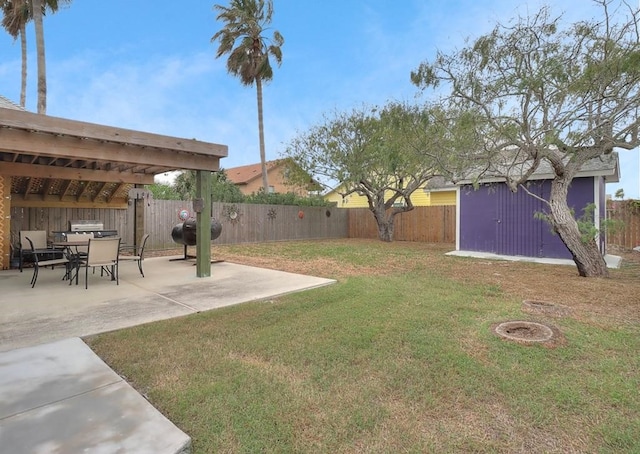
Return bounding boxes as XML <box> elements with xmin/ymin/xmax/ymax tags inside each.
<box><xmin>411</xmin><ymin>0</ymin><xmax>640</xmax><ymax>277</ymax></box>
<box><xmin>284</xmin><ymin>102</ymin><xmax>449</xmax><ymax>242</ymax></box>
<box><xmin>0</xmin><ymin>0</ymin><xmax>70</xmax><ymax>111</ymax></box>
<box><xmin>211</xmin><ymin>0</ymin><xmax>284</xmax><ymax>192</ymax></box>
<box><xmin>147</xmin><ymin>182</ymin><xmax>181</xmax><ymax>200</ymax></box>
<box><xmin>173</xmin><ymin>169</ymin><xmax>244</xmax><ymax>202</ymax></box>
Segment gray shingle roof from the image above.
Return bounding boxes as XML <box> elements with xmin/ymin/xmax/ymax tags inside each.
<box><xmin>457</xmin><ymin>150</ymin><xmax>620</xmax><ymax>184</ymax></box>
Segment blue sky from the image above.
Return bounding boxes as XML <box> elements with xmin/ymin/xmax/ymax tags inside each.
<box><xmin>0</xmin><ymin>0</ymin><xmax>637</xmax><ymax>198</ymax></box>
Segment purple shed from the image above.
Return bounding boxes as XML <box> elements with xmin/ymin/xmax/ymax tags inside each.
<box><xmin>455</xmin><ymin>153</ymin><xmax>620</xmax><ymax>260</ymax></box>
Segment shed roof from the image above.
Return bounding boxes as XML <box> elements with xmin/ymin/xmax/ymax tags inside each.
<box><xmin>456</xmin><ymin>150</ymin><xmax>620</xmax><ymax>185</ymax></box>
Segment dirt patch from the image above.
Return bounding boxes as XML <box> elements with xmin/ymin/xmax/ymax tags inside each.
<box><xmin>492</xmin><ymin>320</ymin><xmax>566</xmax><ymax>348</ymax></box>
<box><xmin>522</xmin><ymin>300</ymin><xmax>572</xmax><ymax>317</ymax></box>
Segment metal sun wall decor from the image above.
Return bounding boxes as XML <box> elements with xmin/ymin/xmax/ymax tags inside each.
<box><xmin>222</xmin><ymin>204</ymin><xmax>241</xmax><ymax>224</ymax></box>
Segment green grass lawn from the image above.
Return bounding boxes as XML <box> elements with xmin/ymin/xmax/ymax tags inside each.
<box><xmin>87</xmin><ymin>240</ymin><xmax>640</xmax><ymax>453</ymax></box>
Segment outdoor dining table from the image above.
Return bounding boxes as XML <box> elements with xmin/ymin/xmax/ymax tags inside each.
<box><xmin>52</xmin><ymin>240</ymin><xmax>88</xmax><ymax>285</ymax></box>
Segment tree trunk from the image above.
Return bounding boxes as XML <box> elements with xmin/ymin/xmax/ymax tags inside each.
<box><xmin>548</xmin><ymin>177</ymin><xmax>609</xmax><ymax>277</ymax></box>
<box><xmin>256</xmin><ymin>77</ymin><xmax>269</xmax><ymax>192</ymax></box>
<box><xmin>32</xmin><ymin>0</ymin><xmax>46</xmax><ymax>114</ymax></box>
<box><xmin>20</xmin><ymin>25</ymin><xmax>27</xmax><ymax>108</ymax></box>
<box><xmin>372</xmin><ymin>207</ymin><xmax>395</xmax><ymax>242</ymax></box>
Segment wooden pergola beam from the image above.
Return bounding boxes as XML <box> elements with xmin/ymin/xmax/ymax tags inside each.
<box><xmin>1</xmin><ymin>128</ymin><xmax>221</xmax><ymax>172</ymax></box>
<box><xmin>10</xmin><ymin>194</ymin><xmax>128</xmax><ymax>209</ymax></box>
<box><xmin>0</xmin><ymin>108</ymin><xmax>228</xmax><ymax>157</ymax></box>
<box><xmin>0</xmin><ymin>162</ymin><xmax>155</xmax><ymax>184</ymax></box>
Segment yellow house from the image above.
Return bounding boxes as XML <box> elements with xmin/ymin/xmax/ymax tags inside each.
<box><xmin>324</xmin><ymin>180</ymin><xmax>456</xmax><ymax>208</ymax></box>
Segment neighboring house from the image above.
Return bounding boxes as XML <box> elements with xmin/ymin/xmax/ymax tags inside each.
<box><xmin>225</xmin><ymin>159</ymin><xmax>314</xmax><ymax>196</ymax></box>
<box><xmin>324</xmin><ymin>178</ymin><xmax>457</xmax><ymax>208</ymax></box>
<box><xmin>454</xmin><ymin>152</ymin><xmax>620</xmax><ymax>260</ymax></box>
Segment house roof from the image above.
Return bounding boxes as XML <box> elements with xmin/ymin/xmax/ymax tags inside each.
<box><xmin>0</xmin><ymin>94</ymin><xmax>23</xmax><ymax>110</ymax></box>
<box><xmin>0</xmin><ymin>97</ymin><xmax>228</xmax><ymax>208</ymax></box>
<box><xmin>225</xmin><ymin>160</ymin><xmax>282</xmax><ymax>185</ymax></box>
<box><xmin>456</xmin><ymin>150</ymin><xmax>620</xmax><ymax>185</ymax></box>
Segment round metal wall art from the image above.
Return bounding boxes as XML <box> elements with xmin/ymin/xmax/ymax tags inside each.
<box><xmin>222</xmin><ymin>204</ymin><xmax>241</xmax><ymax>224</ymax></box>
<box><xmin>178</xmin><ymin>209</ymin><xmax>190</xmax><ymax>221</ymax></box>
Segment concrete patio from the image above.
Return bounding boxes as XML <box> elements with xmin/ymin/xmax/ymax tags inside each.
<box><xmin>0</xmin><ymin>256</ymin><xmax>336</xmax><ymax>453</ymax></box>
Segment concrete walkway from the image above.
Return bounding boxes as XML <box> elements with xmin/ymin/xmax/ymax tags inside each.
<box><xmin>446</xmin><ymin>250</ymin><xmax>622</xmax><ymax>268</ymax></box>
<box><xmin>0</xmin><ymin>256</ymin><xmax>336</xmax><ymax>453</ymax></box>
<box><xmin>0</xmin><ymin>338</ymin><xmax>191</xmax><ymax>453</ymax></box>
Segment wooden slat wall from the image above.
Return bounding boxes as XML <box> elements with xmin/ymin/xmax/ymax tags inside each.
<box><xmin>10</xmin><ymin>206</ymin><xmax>130</xmax><ymax>245</ymax></box>
<box><xmin>1</xmin><ymin>175</ymin><xmax>9</xmax><ymax>269</ymax></box>
<box><xmin>347</xmin><ymin>206</ymin><xmax>456</xmax><ymax>243</ymax></box>
<box><xmin>607</xmin><ymin>201</ymin><xmax>640</xmax><ymax>250</ymax></box>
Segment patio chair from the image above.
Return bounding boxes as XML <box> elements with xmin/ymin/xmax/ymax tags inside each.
<box><xmin>119</xmin><ymin>233</ymin><xmax>149</xmax><ymax>277</ymax></box>
<box><xmin>81</xmin><ymin>237</ymin><xmax>121</xmax><ymax>289</ymax></box>
<box><xmin>19</xmin><ymin>230</ymin><xmax>61</xmax><ymax>272</ymax></box>
<box><xmin>67</xmin><ymin>232</ymin><xmax>94</xmax><ymax>257</ymax></box>
<box><xmin>25</xmin><ymin>237</ymin><xmax>69</xmax><ymax>288</ymax></box>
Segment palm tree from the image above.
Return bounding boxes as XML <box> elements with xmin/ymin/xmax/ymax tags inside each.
<box><xmin>211</xmin><ymin>0</ymin><xmax>284</xmax><ymax>192</ymax></box>
<box><xmin>1</xmin><ymin>0</ymin><xmax>29</xmax><ymax>107</ymax></box>
<box><xmin>0</xmin><ymin>0</ymin><xmax>70</xmax><ymax>112</ymax></box>
<box><xmin>31</xmin><ymin>0</ymin><xmax>46</xmax><ymax>112</ymax></box>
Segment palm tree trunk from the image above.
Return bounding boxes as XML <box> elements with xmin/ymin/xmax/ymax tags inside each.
<box><xmin>32</xmin><ymin>0</ymin><xmax>46</xmax><ymax>114</ymax></box>
<box><xmin>256</xmin><ymin>77</ymin><xmax>269</xmax><ymax>192</ymax></box>
<box><xmin>20</xmin><ymin>24</ymin><xmax>26</xmax><ymax>108</ymax></box>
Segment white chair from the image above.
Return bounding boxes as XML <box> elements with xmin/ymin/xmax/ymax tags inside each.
<box><xmin>119</xmin><ymin>234</ymin><xmax>149</xmax><ymax>277</ymax></box>
<box><xmin>82</xmin><ymin>237</ymin><xmax>121</xmax><ymax>289</ymax></box>
<box><xmin>25</xmin><ymin>237</ymin><xmax>69</xmax><ymax>288</ymax></box>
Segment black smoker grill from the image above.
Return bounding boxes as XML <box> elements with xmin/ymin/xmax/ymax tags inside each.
<box><xmin>52</xmin><ymin>220</ymin><xmax>118</xmax><ymax>242</ymax></box>
<box><xmin>171</xmin><ymin>217</ymin><xmax>222</xmax><ymax>261</ymax></box>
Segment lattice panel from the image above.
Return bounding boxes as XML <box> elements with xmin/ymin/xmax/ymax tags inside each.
<box><xmin>10</xmin><ymin>176</ymin><xmax>133</xmax><ymax>203</ymax></box>
<box><xmin>0</xmin><ymin>176</ymin><xmax>7</xmax><ymax>269</ymax></box>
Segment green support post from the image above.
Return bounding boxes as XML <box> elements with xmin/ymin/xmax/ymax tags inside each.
<box><xmin>195</xmin><ymin>170</ymin><xmax>212</xmax><ymax>277</ymax></box>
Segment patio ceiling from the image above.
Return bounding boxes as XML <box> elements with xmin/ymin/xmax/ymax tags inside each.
<box><xmin>0</xmin><ymin>107</ymin><xmax>228</xmax><ymax>208</ymax></box>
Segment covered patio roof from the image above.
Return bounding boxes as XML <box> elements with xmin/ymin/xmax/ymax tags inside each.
<box><xmin>0</xmin><ymin>106</ymin><xmax>228</xmax><ymax>208</ymax></box>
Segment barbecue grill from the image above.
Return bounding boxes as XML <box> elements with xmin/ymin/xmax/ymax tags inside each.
<box><xmin>170</xmin><ymin>217</ymin><xmax>222</xmax><ymax>261</ymax></box>
<box><xmin>52</xmin><ymin>220</ymin><xmax>118</xmax><ymax>242</ymax></box>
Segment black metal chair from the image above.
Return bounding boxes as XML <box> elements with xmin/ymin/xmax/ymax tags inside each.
<box><xmin>25</xmin><ymin>237</ymin><xmax>69</xmax><ymax>288</ymax></box>
<box><xmin>19</xmin><ymin>230</ymin><xmax>61</xmax><ymax>272</ymax></box>
<box><xmin>119</xmin><ymin>233</ymin><xmax>149</xmax><ymax>277</ymax></box>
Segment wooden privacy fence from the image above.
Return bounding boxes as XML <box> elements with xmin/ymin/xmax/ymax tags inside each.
<box><xmin>11</xmin><ymin>199</ymin><xmax>640</xmax><ymax>257</ymax></box>
<box><xmin>348</xmin><ymin>206</ymin><xmax>456</xmax><ymax>243</ymax></box>
<box><xmin>10</xmin><ymin>202</ymin><xmax>457</xmax><ymax>254</ymax></box>
<box><xmin>607</xmin><ymin>200</ymin><xmax>640</xmax><ymax>249</ymax></box>
<box><xmin>147</xmin><ymin>201</ymin><xmax>349</xmax><ymax>249</ymax></box>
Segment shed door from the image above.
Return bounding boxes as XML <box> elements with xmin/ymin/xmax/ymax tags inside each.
<box><xmin>494</xmin><ymin>182</ymin><xmax>546</xmax><ymax>257</ymax></box>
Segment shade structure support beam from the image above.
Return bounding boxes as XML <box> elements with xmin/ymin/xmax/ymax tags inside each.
<box><xmin>195</xmin><ymin>170</ymin><xmax>212</xmax><ymax>277</ymax></box>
